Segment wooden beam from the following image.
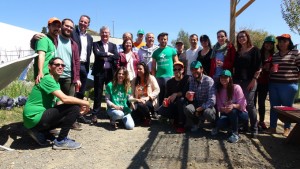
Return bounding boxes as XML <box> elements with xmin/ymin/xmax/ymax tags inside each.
<box><xmin>235</xmin><ymin>0</ymin><xmax>255</xmax><ymax>17</ymax></box>
<box><xmin>230</xmin><ymin>0</ymin><xmax>237</xmax><ymax>44</ymax></box>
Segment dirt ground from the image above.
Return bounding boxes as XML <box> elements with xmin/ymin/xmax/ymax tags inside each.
<box><xmin>1</xmin><ymin>102</ymin><xmax>300</xmax><ymax>169</ymax></box>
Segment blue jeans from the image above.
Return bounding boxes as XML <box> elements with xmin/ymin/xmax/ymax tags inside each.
<box><xmin>269</xmin><ymin>82</ymin><xmax>298</xmax><ymax>129</ymax></box>
<box><xmin>107</xmin><ymin>109</ymin><xmax>135</xmax><ymax>130</ymax></box>
<box><xmin>216</xmin><ymin>109</ymin><xmax>249</xmax><ymax>133</ymax></box>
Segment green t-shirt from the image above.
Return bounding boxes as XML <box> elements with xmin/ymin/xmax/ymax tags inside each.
<box><xmin>34</xmin><ymin>36</ymin><xmax>57</xmax><ymax>78</ymax></box>
<box><xmin>152</xmin><ymin>46</ymin><xmax>177</xmax><ymax>78</ymax></box>
<box><xmin>105</xmin><ymin>82</ymin><xmax>132</xmax><ymax>114</ymax></box>
<box><xmin>23</xmin><ymin>74</ymin><xmax>60</xmax><ymax>128</ymax></box>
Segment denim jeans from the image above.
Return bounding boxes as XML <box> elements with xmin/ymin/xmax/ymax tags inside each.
<box><xmin>269</xmin><ymin>82</ymin><xmax>298</xmax><ymax>129</ymax></box>
<box><xmin>156</xmin><ymin>77</ymin><xmax>171</xmax><ymax>106</ymax></box>
<box><xmin>216</xmin><ymin>109</ymin><xmax>249</xmax><ymax>133</ymax></box>
<box><xmin>107</xmin><ymin>109</ymin><xmax>135</xmax><ymax>130</ymax></box>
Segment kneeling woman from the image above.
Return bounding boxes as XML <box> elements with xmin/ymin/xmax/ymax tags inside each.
<box><xmin>131</xmin><ymin>62</ymin><xmax>160</xmax><ymax>126</ymax></box>
<box><xmin>105</xmin><ymin>67</ymin><xmax>134</xmax><ymax>130</ymax></box>
<box><xmin>212</xmin><ymin>70</ymin><xmax>249</xmax><ymax>143</ymax></box>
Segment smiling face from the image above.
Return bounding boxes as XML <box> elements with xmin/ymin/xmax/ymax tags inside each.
<box><xmin>278</xmin><ymin>38</ymin><xmax>290</xmax><ymax>51</ymax></box>
<box><xmin>49</xmin><ymin>58</ymin><xmax>65</xmax><ymax>76</ymax></box>
<box><xmin>61</xmin><ymin>20</ymin><xmax>74</xmax><ymax>38</ymax></box>
<box><xmin>117</xmin><ymin>69</ymin><xmax>125</xmax><ymax>83</ymax></box>
<box><xmin>217</xmin><ymin>31</ymin><xmax>227</xmax><ymax>45</ymax></box>
<box><xmin>158</xmin><ymin>35</ymin><xmax>168</xmax><ymax>48</ymax></box>
<box><xmin>145</xmin><ymin>33</ymin><xmax>154</xmax><ymax>46</ymax></box>
<box><xmin>100</xmin><ymin>28</ymin><xmax>110</xmax><ymax>43</ymax></box>
<box><xmin>191</xmin><ymin>67</ymin><xmax>203</xmax><ymax>80</ymax></box>
<box><xmin>237</xmin><ymin>32</ymin><xmax>248</xmax><ymax>46</ymax></box>
<box><xmin>189</xmin><ymin>35</ymin><xmax>198</xmax><ymax>49</ymax></box>
<box><xmin>78</xmin><ymin>16</ymin><xmax>90</xmax><ymax>33</ymax></box>
<box><xmin>48</xmin><ymin>21</ymin><xmax>61</xmax><ymax>37</ymax></box>
<box><xmin>137</xmin><ymin>64</ymin><xmax>145</xmax><ymax>77</ymax></box>
<box><xmin>219</xmin><ymin>75</ymin><xmax>230</xmax><ymax>87</ymax></box>
<box><xmin>173</xmin><ymin>65</ymin><xmax>184</xmax><ymax>78</ymax></box>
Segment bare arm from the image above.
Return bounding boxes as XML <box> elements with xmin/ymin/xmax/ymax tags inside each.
<box><xmin>151</xmin><ymin>59</ymin><xmax>156</xmax><ymax>76</ymax></box>
<box><xmin>36</xmin><ymin>51</ymin><xmax>46</xmax><ymax>84</ymax></box>
<box><xmin>52</xmin><ymin>90</ymin><xmax>90</xmax><ymax>107</ymax></box>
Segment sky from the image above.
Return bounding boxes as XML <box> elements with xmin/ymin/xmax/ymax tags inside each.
<box><xmin>0</xmin><ymin>0</ymin><xmax>299</xmax><ymax>45</ymax></box>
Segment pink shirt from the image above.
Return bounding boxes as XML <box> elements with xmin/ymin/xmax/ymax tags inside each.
<box><xmin>216</xmin><ymin>84</ymin><xmax>247</xmax><ymax>113</ymax></box>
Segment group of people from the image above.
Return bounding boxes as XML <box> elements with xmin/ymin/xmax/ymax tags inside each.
<box><xmin>22</xmin><ymin>15</ymin><xmax>300</xmax><ymax>150</ymax></box>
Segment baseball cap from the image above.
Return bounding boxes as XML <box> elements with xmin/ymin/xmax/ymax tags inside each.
<box><xmin>190</xmin><ymin>61</ymin><xmax>202</xmax><ymax>69</ymax></box>
<box><xmin>174</xmin><ymin>61</ymin><xmax>184</xmax><ymax>67</ymax></box>
<box><xmin>175</xmin><ymin>40</ymin><xmax>183</xmax><ymax>45</ymax></box>
<box><xmin>137</xmin><ymin>29</ymin><xmax>144</xmax><ymax>35</ymax></box>
<box><xmin>48</xmin><ymin>17</ymin><xmax>61</xmax><ymax>25</ymax></box>
<box><xmin>276</xmin><ymin>34</ymin><xmax>291</xmax><ymax>39</ymax></box>
<box><xmin>220</xmin><ymin>70</ymin><xmax>232</xmax><ymax>77</ymax></box>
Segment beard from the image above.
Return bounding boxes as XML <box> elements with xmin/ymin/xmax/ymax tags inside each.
<box><xmin>61</xmin><ymin>29</ymin><xmax>71</xmax><ymax>38</ymax></box>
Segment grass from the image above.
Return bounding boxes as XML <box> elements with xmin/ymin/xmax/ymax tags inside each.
<box><xmin>0</xmin><ymin>67</ymin><xmax>34</xmax><ymax>127</ymax></box>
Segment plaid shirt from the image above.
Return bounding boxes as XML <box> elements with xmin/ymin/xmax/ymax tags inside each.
<box><xmin>189</xmin><ymin>74</ymin><xmax>216</xmax><ymax>109</ymax></box>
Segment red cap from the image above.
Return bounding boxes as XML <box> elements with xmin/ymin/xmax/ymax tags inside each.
<box><xmin>276</xmin><ymin>34</ymin><xmax>291</xmax><ymax>39</ymax></box>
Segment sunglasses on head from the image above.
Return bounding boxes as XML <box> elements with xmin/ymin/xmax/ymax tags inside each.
<box><xmin>52</xmin><ymin>63</ymin><xmax>66</xmax><ymax>68</ymax></box>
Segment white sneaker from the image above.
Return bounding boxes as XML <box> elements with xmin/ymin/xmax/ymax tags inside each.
<box><xmin>211</xmin><ymin>128</ymin><xmax>219</xmax><ymax>136</ymax></box>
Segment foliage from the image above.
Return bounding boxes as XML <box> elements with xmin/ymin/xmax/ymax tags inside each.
<box><xmin>171</xmin><ymin>29</ymin><xmax>190</xmax><ymax>50</ymax></box>
<box><xmin>281</xmin><ymin>0</ymin><xmax>300</xmax><ymax>35</ymax></box>
<box><xmin>0</xmin><ymin>107</ymin><xmax>23</xmax><ymax>126</ymax></box>
<box><xmin>87</xmin><ymin>29</ymin><xmax>99</xmax><ymax>36</ymax></box>
<box><xmin>41</xmin><ymin>26</ymin><xmax>47</xmax><ymax>34</ymax></box>
<box><xmin>0</xmin><ymin>81</ymin><xmax>33</xmax><ymax>98</ymax></box>
<box><xmin>237</xmin><ymin>27</ymin><xmax>272</xmax><ymax>49</ymax></box>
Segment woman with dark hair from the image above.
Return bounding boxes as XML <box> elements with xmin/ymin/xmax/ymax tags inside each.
<box><xmin>255</xmin><ymin>36</ymin><xmax>275</xmax><ymax>130</ymax></box>
<box><xmin>233</xmin><ymin>30</ymin><xmax>261</xmax><ymax>138</ymax></box>
<box><xmin>266</xmin><ymin>34</ymin><xmax>300</xmax><ymax>136</ymax></box>
<box><xmin>197</xmin><ymin>35</ymin><xmax>212</xmax><ymax>75</ymax></box>
<box><xmin>105</xmin><ymin>67</ymin><xmax>134</xmax><ymax>129</ymax></box>
<box><xmin>118</xmin><ymin>38</ymin><xmax>139</xmax><ymax>81</ymax></box>
<box><xmin>131</xmin><ymin>62</ymin><xmax>160</xmax><ymax>126</ymax></box>
<box><xmin>211</xmin><ymin>70</ymin><xmax>248</xmax><ymax>143</ymax></box>
<box><xmin>209</xmin><ymin>30</ymin><xmax>236</xmax><ymax>81</ymax></box>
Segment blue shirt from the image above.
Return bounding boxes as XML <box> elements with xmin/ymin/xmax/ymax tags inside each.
<box><xmin>189</xmin><ymin>74</ymin><xmax>216</xmax><ymax>108</ymax></box>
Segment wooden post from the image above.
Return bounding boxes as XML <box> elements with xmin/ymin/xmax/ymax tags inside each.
<box><xmin>230</xmin><ymin>0</ymin><xmax>237</xmax><ymax>44</ymax></box>
<box><xmin>230</xmin><ymin>0</ymin><xmax>255</xmax><ymax>44</ymax></box>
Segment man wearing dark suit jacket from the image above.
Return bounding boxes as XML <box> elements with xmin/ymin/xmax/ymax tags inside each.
<box><xmin>91</xmin><ymin>26</ymin><xmax>119</xmax><ymax>123</ymax></box>
<box><xmin>71</xmin><ymin>15</ymin><xmax>93</xmax><ymax>124</ymax></box>
<box><xmin>72</xmin><ymin>15</ymin><xmax>93</xmax><ymax>99</ymax></box>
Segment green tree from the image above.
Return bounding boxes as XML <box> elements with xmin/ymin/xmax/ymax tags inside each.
<box><xmin>171</xmin><ymin>29</ymin><xmax>190</xmax><ymax>50</ymax></box>
<box><xmin>281</xmin><ymin>0</ymin><xmax>300</xmax><ymax>35</ymax></box>
<box><xmin>237</xmin><ymin>27</ymin><xmax>271</xmax><ymax>48</ymax></box>
<box><xmin>41</xmin><ymin>27</ymin><xmax>47</xmax><ymax>34</ymax></box>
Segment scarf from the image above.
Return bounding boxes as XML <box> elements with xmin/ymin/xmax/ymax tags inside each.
<box><xmin>210</xmin><ymin>42</ymin><xmax>228</xmax><ymax>59</ymax></box>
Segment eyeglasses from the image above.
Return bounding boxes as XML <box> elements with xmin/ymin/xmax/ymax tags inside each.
<box><xmin>238</xmin><ymin>35</ymin><xmax>246</xmax><ymax>39</ymax></box>
<box><xmin>173</xmin><ymin>68</ymin><xmax>182</xmax><ymax>71</ymax></box>
<box><xmin>52</xmin><ymin>63</ymin><xmax>66</xmax><ymax>68</ymax></box>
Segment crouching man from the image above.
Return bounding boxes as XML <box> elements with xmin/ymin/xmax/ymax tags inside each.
<box><xmin>23</xmin><ymin>57</ymin><xmax>90</xmax><ymax>150</ymax></box>
<box><xmin>184</xmin><ymin>61</ymin><xmax>216</xmax><ymax>131</ymax></box>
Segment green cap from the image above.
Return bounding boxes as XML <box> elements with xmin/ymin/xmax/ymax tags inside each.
<box><xmin>220</xmin><ymin>70</ymin><xmax>232</xmax><ymax>77</ymax></box>
<box><xmin>264</xmin><ymin>36</ymin><xmax>275</xmax><ymax>43</ymax></box>
<box><xmin>190</xmin><ymin>61</ymin><xmax>202</xmax><ymax>69</ymax></box>
<box><xmin>137</xmin><ymin>29</ymin><xmax>144</xmax><ymax>35</ymax></box>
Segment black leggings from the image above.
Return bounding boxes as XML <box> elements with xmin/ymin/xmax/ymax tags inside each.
<box><xmin>132</xmin><ymin>100</ymin><xmax>154</xmax><ymax>122</ymax></box>
<box><xmin>32</xmin><ymin>104</ymin><xmax>80</xmax><ymax>140</ymax></box>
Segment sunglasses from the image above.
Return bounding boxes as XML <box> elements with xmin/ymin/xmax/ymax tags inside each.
<box><xmin>173</xmin><ymin>68</ymin><xmax>182</xmax><ymax>71</ymax></box>
<box><xmin>52</xmin><ymin>63</ymin><xmax>66</xmax><ymax>68</ymax></box>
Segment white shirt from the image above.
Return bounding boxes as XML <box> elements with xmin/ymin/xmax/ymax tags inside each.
<box><xmin>79</xmin><ymin>30</ymin><xmax>88</xmax><ymax>62</ymax></box>
<box><xmin>126</xmin><ymin>52</ymin><xmax>136</xmax><ymax>80</ymax></box>
<box><xmin>186</xmin><ymin>47</ymin><xmax>201</xmax><ymax>75</ymax></box>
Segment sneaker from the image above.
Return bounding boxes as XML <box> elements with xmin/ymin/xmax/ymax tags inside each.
<box><xmin>264</xmin><ymin>127</ymin><xmax>276</xmax><ymax>134</ymax></box>
<box><xmin>190</xmin><ymin>125</ymin><xmax>199</xmax><ymax>132</ymax></box>
<box><xmin>250</xmin><ymin>127</ymin><xmax>258</xmax><ymax>138</ymax></box>
<box><xmin>91</xmin><ymin>114</ymin><xmax>98</xmax><ymax>124</ymax></box>
<box><xmin>176</xmin><ymin>127</ymin><xmax>185</xmax><ymax>133</ymax></box>
<box><xmin>143</xmin><ymin>119</ymin><xmax>151</xmax><ymax>127</ymax></box>
<box><xmin>53</xmin><ymin>137</ymin><xmax>81</xmax><ymax>150</ymax></box>
<box><xmin>77</xmin><ymin>116</ymin><xmax>91</xmax><ymax>124</ymax></box>
<box><xmin>71</xmin><ymin>122</ymin><xmax>82</xmax><ymax>131</ymax></box>
<box><xmin>27</xmin><ymin>129</ymin><xmax>49</xmax><ymax>146</ymax></box>
<box><xmin>283</xmin><ymin>128</ymin><xmax>290</xmax><ymax>137</ymax></box>
<box><xmin>228</xmin><ymin>133</ymin><xmax>239</xmax><ymax>143</ymax></box>
<box><xmin>211</xmin><ymin>128</ymin><xmax>219</xmax><ymax>136</ymax></box>
<box><xmin>258</xmin><ymin>121</ymin><xmax>267</xmax><ymax>130</ymax></box>
<box><xmin>110</xmin><ymin>119</ymin><xmax>118</xmax><ymax>129</ymax></box>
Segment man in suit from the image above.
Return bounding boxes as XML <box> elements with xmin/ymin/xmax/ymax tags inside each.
<box><xmin>71</xmin><ymin>15</ymin><xmax>93</xmax><ymax>124</ymax></box>
<box><xmin>91</xmin><ymin>26</ymin><xmax>119</xmax><ymax>123</ymax></box>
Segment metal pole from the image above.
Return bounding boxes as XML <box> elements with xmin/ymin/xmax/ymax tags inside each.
<box><xmin>112</xmin><ymin>20</ymin><xmax>115</xmax><ymax>37</ymax></box>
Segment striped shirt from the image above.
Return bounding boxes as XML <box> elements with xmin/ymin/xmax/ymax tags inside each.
<box><xmin>269</xmin><ymin>50</ymin><xmax>300</xmax><ymax>83</ymax></box>
<box><xmin>189</xmin><ymin>74</ymin><xmax>216</xmax><ymax>108</ymax></box>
